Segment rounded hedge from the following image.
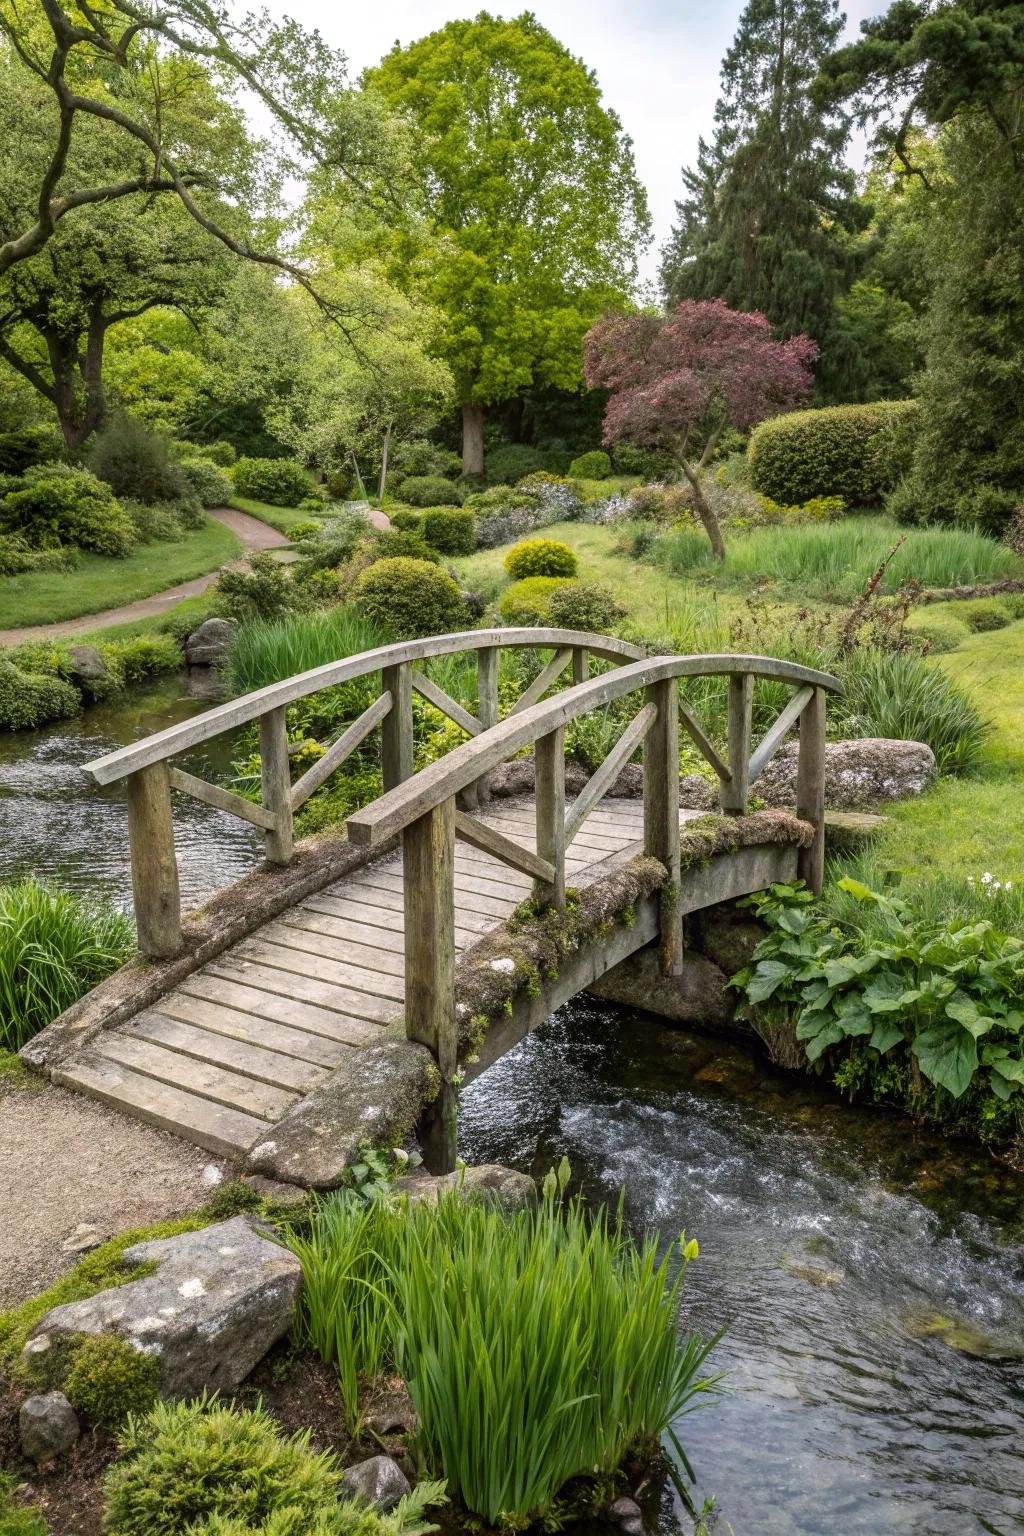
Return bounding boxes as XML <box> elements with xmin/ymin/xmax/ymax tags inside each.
<box><xmin>1</xmin><ymin>465</ymin><xmax>136</xmax><ymax>556</ymax></box>
<box><xmin>547</xmin><ymin>580</ymin><xmax>624</xmax><ymax>633</ymax></box>
<box><xmin>232</xmin><ymin>456</ymin><xmax>313</xmax><ymax>507</ymax></box>
<box><xmin>0</xmin><ymin>658</ymin><xmax>80</xmax><ymax>730</ymax></box>
<box><xmin>398</xmin><ymin>474</ymin><xmax>463</xmax><ymax>508</ymax></box>
<box><xmin>568</xmin><ymin>449</ymin><xmax>612</xmax><ymax>480</ymax></box>
<box><xmin>498</xmin><ymin>576</ymin><xmax>573</xmax><ymax>625</ymax></box>
<box><xmin>390</xmin><ymin>509</ymin><xmax>423</xmax><ymax>533</ymax></box>
<box><xmin>180</xmin><ymin>458</ymin><xmax>232</xmax><ymax>508</ymax></box>
<box><xmin>354</xmin><ymin>556</ymin><xmax>467</xmax><ymax>639</ymax></box>
<box><xmin>422</xmin><ymin>506</ymin><xmax>476</xmax><ymax>555</ymax></box>
<box><xmin>504</xmin><ymin>538</ymin><xmax>578</xmax><ymax>579</ymax></box>
<box><xmin>748</xmin><ymin>400</ymin><xmax>919</xmax><ymax>506</ymax></box>
<box><xmin>485</xmin><ymin>444</ymin><xmax>546</xmax><ymax>485</ymax></box>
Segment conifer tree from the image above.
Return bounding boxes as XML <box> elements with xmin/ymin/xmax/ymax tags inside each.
<box><xmin>661</xmin><ymin>0</ymin><xmax>861</xmax><ymax>349</ymax></box>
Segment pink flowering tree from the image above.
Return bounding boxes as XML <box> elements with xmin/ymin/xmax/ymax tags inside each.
<box><xmin>584</xmin><ymin>300</ymin><xmax>816</xmax><ymax>558</ymax></box>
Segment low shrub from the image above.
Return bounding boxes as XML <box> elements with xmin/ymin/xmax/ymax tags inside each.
<box><xmin>292</xmin><ymin>1183</ymin><xmax>717</xmax><ymax>1525</ymax></box>
<box><xmin>288</xmin><ymin>520</ymin><xmax>325</xmax><ymax>544</ymax></box>
<box><xmin>568</xmin><ymin>449</ymin><xmax>612</xmax><ymax>480</ymax></box>
<box><xmin>354</xmin><ymin>557</ymin><xmax>467</xmax><ymax>640</ymax></box>
<box><xmin>0</xmin><ymin>535</ymin><xmax>76</xmax><ymax>576</ymax></box>
<box><xmin>398</xmin><ymin>475</ymin><xmax>463</xmax><ymax>508</ymax></box>
<box><xmin>1</xmin><ymin>465</ymin><xmax>136</xmax><ymax>556</ymax></box>
<box><xmin>184</xmin><ymin>439</ymin><xmax>236</xmax><ymax>467</ymax></box>
<box><xmin>105</xmin><ymin>633</ymin><xmax>181</xmax><ymax>684</ymax></box>
<box><xmin>0</xmin><ymin>425</ymin><xmax>62</xmax><ymax>476</ymax></box>
<box><xmin>0</xmin><ymin>878</ymin><xmax>134</xmax><ymax>1051</ymax></box>
<box><xmin>63</xmin><ymin>1334</ymin><xmax>160</xmax><ymax>1431</ymax></box>
<box><xmin>546</xmin><ymin>580</ymin><xmax>625</xmax><ymax>633</ymax></box>
<box><xmin>504</xmin><ymin>538</ymin><xmax>577</xmax><ymax>579</ymax></box>
<box><xmin>621</xmin><ymin>483</ymin><xmax>693</xmax><ymax>523</ymax></box>
<box><xmin>955</xmin><ymin>597</ymin><xmax>1012</xmax><ymax>632</ymax></box>
<box><xmin>295</xmin><ymin>510</ymin><xmax>373</xmax><ymax>574</ymax></box>
<box><xmin>611</xmin><ymin>441</ymin><xmax>675</xmax><ymax>478</ymax></box>
<box><xmin>838</xmin><ymin>647</ymin><xmax>991</xmax><ymax>774</ymax></box>
<box><xmin>498</xmin><ymin>576</ymin><xmax>573</xmax><ymax>625</ymax></box>
<box><xmin>748</xmin><ymin>400</ymin><xmax>919</xmax><ymax>505</ymax></box>
<box><xmin>89</xmin><ymin>415</ymin><xmax>191</xmax><ymax>504</ymax></box>
<box><xmin>180</xmin><ymin>458</ymin><xmax>232</xmax><ymax>508</ymax></box>
<box><xmin>390</xmin><ymin>438</ymin><xmax>461</xmax><ymax>482</ymax></box>
<box><xmin>389</xmin><ymin>509</ymin><xmax>422</xmax><ymax>533</ymax></box>
<box><xmin>217</xmin><ymin>554</ymin><xmax>300</xmax><ymax>623</ymax></box>
<box><xmin>359</xmin><ymin>530</ymin><xmax>440</xmax><ymax>567</ymax></box>
<box><xmin>421</xmin><ymin>507</ymin><xmax>475</xmax><ymax>555</ymax></box>
<box><xmin>909</xmin><ymin>614</ymin><xmax>969</xmax><ymax>654</ymax></box>
<box><xmin>0</xmin><ymin>658</ymin><xmax>80</xmax><ymax>731</ymax></box>
<box><xmin>233</xmin><ymin>457</ymin><xmax>313</xmax><ymax>508</ymax></box>
<box><xmin>484</xmin><ymin>444</ymin><xmax>546</xmax><ymax>485</ymax></box>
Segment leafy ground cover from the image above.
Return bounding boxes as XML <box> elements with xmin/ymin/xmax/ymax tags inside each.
<box><xmin>0</xmin><ymin>514</ymin><xmax>240</xmax><ymax>627</ymax></box>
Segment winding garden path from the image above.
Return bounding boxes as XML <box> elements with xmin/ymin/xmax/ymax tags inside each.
<box><xmin>0</xmin><ymin>506</ymin><xmax>289</xmax><ymax>647</ymax></box>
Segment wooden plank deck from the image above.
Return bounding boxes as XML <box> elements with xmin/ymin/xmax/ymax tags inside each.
<box><xmin>56</xmin><ymin>797</ymin><xmax>699</xmax><ymax>1157</ymax></box>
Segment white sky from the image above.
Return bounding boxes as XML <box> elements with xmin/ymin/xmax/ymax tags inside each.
<box><xmin>281</xmin><ymin>1</ymin><xmax>883</xmax><ymax>287</ymax></box>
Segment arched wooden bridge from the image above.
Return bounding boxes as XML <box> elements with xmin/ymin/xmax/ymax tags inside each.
<box><xmin>27</xmin><ymin>628</ymin><xmax>841</xmax><ymax>1179</ymax></box>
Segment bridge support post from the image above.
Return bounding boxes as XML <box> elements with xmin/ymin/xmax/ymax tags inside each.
<box><xmin>534</xmin><ymin>725</ymin><xmax>566</xmax><ymax>911</ymax></box>
<box><xmin>460</xmin><ymin>646</ymin><xmax>499</xmax><ymax>811</ymax></box>
<box><xmin>403</xmin><ymin>795</ymin><xmax>458</xmax><ymax>1173</ymax></box>
<box><xmin>644</xmin><ymin>679</ymin><xmax>682</xmax><ymax>975</ymax></box>
<box><xmin>721</xmin><ymin>672</ymin><xmax>753</xmax><ymax>815</ymax></box>
<box><xmin>381</xmin><ymin>662</ymin><xmax>413</xmax><ymax>791</ymax></box>
<box><xmin>796</xmin><ymin>686</ymin><xmax>827</xmax><ymax>895</ymax></box>
<box><xmin>259</xmin><ymin>707</ymin><xmax>294</xmax><ymax>864</ymax></box>
<box><xmin>126</xmin><ymin>763</ymin><xmax>181</xmax><ymax>958</ymax></box>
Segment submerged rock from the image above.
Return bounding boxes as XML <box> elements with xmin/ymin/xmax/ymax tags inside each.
<box><xmin>753</xmin><ymin>737</ymin><xmax>937</xmax><ymax>809</ymax></box>
<box><xmin>589</xmin><ymin>945</ymin><xmax>733</xmax><ymax>1030</ymax></box>
<box><xmin>19</xmin><ymin>1392</ymin><xmax>79</xmax><ymax>1465</ymax></box>
<box><xmin>23</xmin><ymin>1217</ymin><xmax>301</xmax><ymax>1398</ymax></box>
<box><xmin>904</xmin><ymin>1308</ymin><xmax>1024</xmax><ymax>1361</ymax></box>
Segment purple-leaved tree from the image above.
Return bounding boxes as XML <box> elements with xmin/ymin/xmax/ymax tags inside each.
<box><xmin>584</xmin><ymin>300</ymin><xmax>816</xmax><ymax>558</ymax></box>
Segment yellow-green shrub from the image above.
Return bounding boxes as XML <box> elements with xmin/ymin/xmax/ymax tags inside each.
<box><xmin>63</xmin><ymin>1334</ymin><xmax>160</xmax><ymax>1431</ymax></box>
<box><xmin>498</xmin><ymin>576</ymin><xmax>573</xmax><ymax>624</ymax></box>
<box><xmin>748</xmin><ymin>400</ymin><xmax>919</xmax><ymax>505</ymax></box>
<box><xmin>354</xmin><ymin>557</ymin><xmax>467</xmax><ymax>639</ymax></box>
<box><xmin>504</xmin><ymin>538</ymin><xmax>577</xmax><ymax>579</ymax></box>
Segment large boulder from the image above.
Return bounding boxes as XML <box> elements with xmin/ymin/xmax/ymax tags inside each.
<box><xmin>19</xmin><ymin>1392</ymin><xmax>79</xmax><ymax>1465</ymax></box>
<box><xmin>23</xmin><ymin>1217</ymin><xmax>300</xmax><ymax>1399</ymax></box>
<box><xmin>753</xmin><ymin>737</ymin><xmax>937</xmax><ymax>810</ymax></box>
<box><xmin>589</xmin><ymin>945</ymin><xmax>733</xmax><ymax>1030</ymax></box>
<box><xmin>65</xmin><ymin>644</ymin><xmax>110</xmax><ymax>696</ymax></box>
<box><xmin>395</xmin><ymin>1163</ymin><xmax>536</xmax><ymax>1212</ymax></box>
<box><xmin>185</xmin><ymin>616</ymin><xmax>237</xmax><ymax>667</ymax></box>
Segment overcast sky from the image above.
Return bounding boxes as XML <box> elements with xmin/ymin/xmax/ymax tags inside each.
<box><xmin>281</xmin><ymin>1</ymin><xmax>882</xmax><ymax>287</ymax></box>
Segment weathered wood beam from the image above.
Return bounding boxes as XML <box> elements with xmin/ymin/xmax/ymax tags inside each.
<box><xmin>126</xmin><ymin>763</ymin><xmax>181</xmax><ymax>958</ymax></box>
<box><xmin>403</xmin><ymin>797</ymin><xmax>457</xmax><ymax>1172</ymax></box>
<box><xmin>748</xmin><ymin>685</ymin><xmax>814</xmax><ymax>783</ymax></box>
<box><xmin>720</xmin><ymin>673</ymin><xmax>753</xmax><ymax>815</ymax></box>
<box><xmin>564</xmin><ymin>702</ymin><xmax>656</xmax><ymax>846</ymax></box>
<box><xmin>679</xmin><ymin>700</ymin><xmax>731</xmax><ymax>783</ymax></box>
<box><xmin>380</xmin><ymin>662</ymin><xmax>412</xmax><ymax>790</ymax></box>
<box><xmin>454</xmin><ymin>810</ymin><xmax>555</xmax><ymax>884</ymax></box>
<box><xmin>168</xmin><ymin>767</ymin><xmax>277</xmax><ymax>831</ymax></box>
<box><xmin>572</xmin><ymin>645</ymin><xmax>589</xmax><ymax>685</ymax></box>
<box><xmin>643</xmin><ymin>679</ymin><xmax>682</xmax><ymax>975</ymax></box>
<box><xmin>411</xmin><ymin>671</ymin><xmax>482</xmax><ymax>737</ymax></box>
<box><xmin>796</xmin><ymin>687</ymin><xmax>827</xmax><ymax>895</ymax></box>
<box><xmin>259</xmin><ymin>707</ymin><xmax>294</xmax><ymax>864</ymax></box>
<box><xmin>289</xmin><ymin>692</ymin><xmax>392</xmax><ymax>811</ymax></box>
<box><xmin>509</xmin><ymin>648</ymin><xmax>572</xmax><ymax>715</ymax></box>
<box><xmin>534</xmin><ymin>726</ymin><xmax>566</xmax><ymax>910</ymax></box>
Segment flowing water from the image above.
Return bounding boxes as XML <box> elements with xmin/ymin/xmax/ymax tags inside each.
<box><xmin>3</xmin><ymin>686</ymin><xmax>1024</xmax><ymax>1533</ymax></box>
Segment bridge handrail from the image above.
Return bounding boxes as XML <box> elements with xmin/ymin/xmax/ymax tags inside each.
<box><xmin>83</xmin><ymin>627</ymin><xmax>644</xmax><ymax>787</ymax></box>
<box><xmin>346</xmin><ymin>652</ymin><xmax>842</xmax><ymax>847</ymax></box>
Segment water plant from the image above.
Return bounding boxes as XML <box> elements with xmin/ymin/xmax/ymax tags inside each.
<box><xmin>0</xmin><ymin>879</ymin><xmax>134</xmax><ymax>1051</ymax></box>
<box><xmin>227</xmin><ymin>608</ymin><xmax>388</xmax><ymax>694</ymax></box>
<box><xmin>290</xmin><ymin>1179</ymin><xmax>719</xmax><ymax>1525</ymax></box>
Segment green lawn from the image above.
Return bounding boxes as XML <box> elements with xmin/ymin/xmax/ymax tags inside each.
<box><xmin>0</xmin><ymin>514</ymin><xmax>241</xmax><ymax>628</ymax></box>
<box><xmin>230</xmin><ymin>496</ymin><xmax>315</xmax><ymax>537</ymax></box>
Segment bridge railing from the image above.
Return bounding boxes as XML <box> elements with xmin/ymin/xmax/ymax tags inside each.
<box><xmin>83</xmin><ymin>628</ymin><xmax>645</xmax><ymax>957</ymax></box>
<box><xmin>343</xmin><ymin>651</ymin><xmax>841</xmax><ymax>1166</ymax></box>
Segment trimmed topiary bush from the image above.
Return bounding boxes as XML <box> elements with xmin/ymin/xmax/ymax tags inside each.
<box><xmin>397</xmin><ymin>475</ymin><xmax>463</xmax><ymax>508</ymax></box>
<box><xmin>360</xmin><ymin>530</ymin><xmax>441</xmax><ymax>566</ymax></box>
<box><xmin>181</xmin><ymin>458</ymin><xmax>232</xmax><ymax>508</ymax></box>
<box><xmin>1</xmin><ymin>465</ymin><xmax>136</xmax><ymax>556</ymax></box>
<box><xmin>748</xmin><ymin>400</ymin><xmax>919</xmax><ymax>506</ymax></box>
<box><xmin>955</xmin><ymin>597</ymin><xmax>1012</xmax><ymax>632</ymax></box>
<box><xmin>354</xmin><ymin>557</ymin><xmax>467</xmax><ymax>639</ymax></box>
<box><xmin>233</xmin><ymin>457</ymin><xmax>313</xmax><ymax>508</ymax></box>
<box><xmin>0</xmin><ymin>658</ymin><xmax>80</xmax><ymax>732</ymax></box>
<box><xmin>504</xmin><ymin>538</ymin><xmax>578</xmax><ymax>579</ymax></box>
<box><xmin>389</xmin><ymin>509</ymin><xmax>423</xmax><ymax>534</ymax></box>
<box><xmin>547</xmin><ymin>580</ymin><xmax>625</xmax><ymax>633</ymax></box>
<box><xmin>485</xmin><ymin>444</ymin><xmax>546</xmax><ymax>485</ymax></box>
<box><xmin>568</xmin><ymin>449</ymin><xmax>612</xmax><ymax>480</ymax></box>
<box><xmin>421</xmin><ymin>507</ymin><xmax>476</xmax><ymax>555</ymax></box>
<box><xmin>498</xmin><ymin>576</ymin><xmax>573</xmax><ymax>625</ymax></box>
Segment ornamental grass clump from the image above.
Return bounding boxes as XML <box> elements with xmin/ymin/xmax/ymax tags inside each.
<box><xmin>0</xmin><ymin>879</ymin><xmax>134</xmax><ymax>1051</ymax></box>
<box><xmin>290</xmin><ymin>1181</ymin><xmax>719</xmax><ymax>1525</ymax></box>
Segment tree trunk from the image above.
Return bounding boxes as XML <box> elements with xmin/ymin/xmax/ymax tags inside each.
<box><xmin>378</xmin><ymin>420</ymin><xmax>393</xmax><ymax>502</ymax></box>
<box><xmin>680</xmin><ymin>458</ymin><xmax>727</xmax><ymax>560</ymax></box>
<box><xmin>45</xmin><ymin>317</ymin><xmax>106</xmax><ymax>452</ymax></box>
<box><xmin>462</xmin><ymin>402</ymin><xmax>485</xmax><ymax>477</ymax></box>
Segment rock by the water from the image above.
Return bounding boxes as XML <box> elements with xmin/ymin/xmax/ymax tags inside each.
<box><xmin>23</xmin><ymin>1217</ymin><xmax>300</xmax><ymax>1398</ymax></box>
<box><xmin>694</xmin><ymin>908</ymin><xmax>766</xmax><ymax>977</ymax></box>
<box><xmin>589</xmin><ymin>945</ymin><xmax>733</xmax><ymax>1030</ymax></box>
<box><xmin>19</xmin><ymin>1392</ymin><xmax>79</xmax><ymax>1465</ymax></box>
<box><xmin>753</xmin><ymin>737</ymin><xmax>937</xmax><ymax>809</ymax></box>
<box><xmin>185</xmin><ymin>616</ymin><xmax>237</xmax><ymax>667</ymax></box>
<box><xmin>620</xmin><ymin>1519</ymin><xmax>645</xmax><ymax>1536</ymax></box>
<box><xmin>395</xmin><ymin>1163</ymin><xmax>536</xmax><ymax>1212</ymax></box>
<box><xmin>341</xmin><ymin>1455</ymin><xmax>412</xmax><ymax>1510</ymax></box>
<box><xmin>248</xmin><ymin>1040</ymin><xmax>436</xmax><ymax>1189</ymax></box>
<box><xmin>608</xmin><ymin>1497</ymin><xmax>643</xmax><ymax>1523</ymax></box>
<box><xmin>66</xmin><ymin>644</ymin><xmax>108</xmax><ymax>690</ymax></box>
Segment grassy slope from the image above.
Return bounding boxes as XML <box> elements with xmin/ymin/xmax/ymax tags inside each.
<box><xmin>1</xmin><ymin>514</ymin><xmax>241</xmax><ymax>627</ymax></box>
<box><xmin>229</xmin><ymin>495</ymin><xmax>313</xmax><ymax>537</ymax></box>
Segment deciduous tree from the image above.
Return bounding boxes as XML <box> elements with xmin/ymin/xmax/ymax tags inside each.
<box><xmin>584</xmin><ymin>301</ymin><xmax>815</xmax><ymax>557</ymax></box>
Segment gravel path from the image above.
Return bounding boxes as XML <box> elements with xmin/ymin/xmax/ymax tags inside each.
<box><xmin>0</xmin><ymin>506</ymin><xmax>289</xmax><ymax>647</ymax></box>
<box><xmin>0</xmin><ymin>1077</ymin><xmax>229</xmax><ymax>1310</ymax></box>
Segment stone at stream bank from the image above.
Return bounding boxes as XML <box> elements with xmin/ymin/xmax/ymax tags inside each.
<box><xmin>395</xmin><ymin>1163</ymin><xmax>537</xmax><ymax>1212</ymax></box>
<box><xmin>22</xmin><ymin>1217</ymin><xmax>300</xmax><ymax>1398</ymax></box>
<box><xmin>19</xmin><ymin>1392</ymin><xmax>80</xmax><ymax>1466</ymax></box>
<box><xmin>185</xmin><ymin>616</ymin><xmax>237</xmax><ymax>667</ymax></box>
<box><xmin>589</xmin><ymin>946</ymin><xmax>734</xmax><ymax>1031</ymax></box>
<box><xmin>753</xmin><ymin>737</ymin><xmax>937</xmax><ymax>809</ymax></box>
<box><xmin>65</xmin><ymin>645</ymin><xmax>109</xmax><ymax>693</ymax></box>
<box><xmin>341</xmin><ymin>1455</ymin><xmax>412</xmax><ymax>1510</ymax></box>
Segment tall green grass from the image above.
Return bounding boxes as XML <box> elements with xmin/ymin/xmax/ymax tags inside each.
<box><xmin>290</xmin><ymin>1185</ymin><xmax>719</xmax><ymax>1525</ymax></box>
<box><xmin>651</xmin><ymin>516</ymin><xmax>1021</xmax><ymax>602</ymax></box>
<box><xmin>0</xmin><ymin>880</ymin><xmax>134</xmax><ymax>1051</ymax></box>
<box><xmin>836</xmin><ymin>648</ymin><xmax>991</xmax><ymax>774</ymax></box>
<box><xmin>227</xmin><ymin>607</ymin><xmax>388</xmax><ymax>694</ymax></box>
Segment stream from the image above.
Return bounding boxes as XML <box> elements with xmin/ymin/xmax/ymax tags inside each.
<box><xmin>2</xmin><ymin>680</ymin><xmax>1023</xmax><ymax>1534</ymax></box>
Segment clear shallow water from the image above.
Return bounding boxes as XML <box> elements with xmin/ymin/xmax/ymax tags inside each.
<box><xmin>4</xmin><ymin>686</ymin><xmax>1024</xmax><ymax>1532</ymax></box>
<box><xmin>460</xmin><ymin>1001</ymin><xmax>1024</xmax><ymax>1536</ymax></box>
<box><xmin>0</xmin><ymin>674</ymin><xmax>262</xmax><ymax>907</ymax></box>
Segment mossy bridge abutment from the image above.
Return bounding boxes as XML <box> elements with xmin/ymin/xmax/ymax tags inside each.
<box><xmin>24</xmin><ymin>628</ymin><xmax>841</xmax><ymax>1180</ymax></box>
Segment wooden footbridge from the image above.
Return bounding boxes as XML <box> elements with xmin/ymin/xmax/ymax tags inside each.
<box><xmin>28</xmin><ymin>628</ymin><xmax>840</xmax><ymax>1177</ymax></box>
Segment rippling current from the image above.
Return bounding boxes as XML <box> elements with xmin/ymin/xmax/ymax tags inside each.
<box><xmin>4</xmin><ymin>682</ymin><xmax>1024</xmax><ymax>1533</ymax></box>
